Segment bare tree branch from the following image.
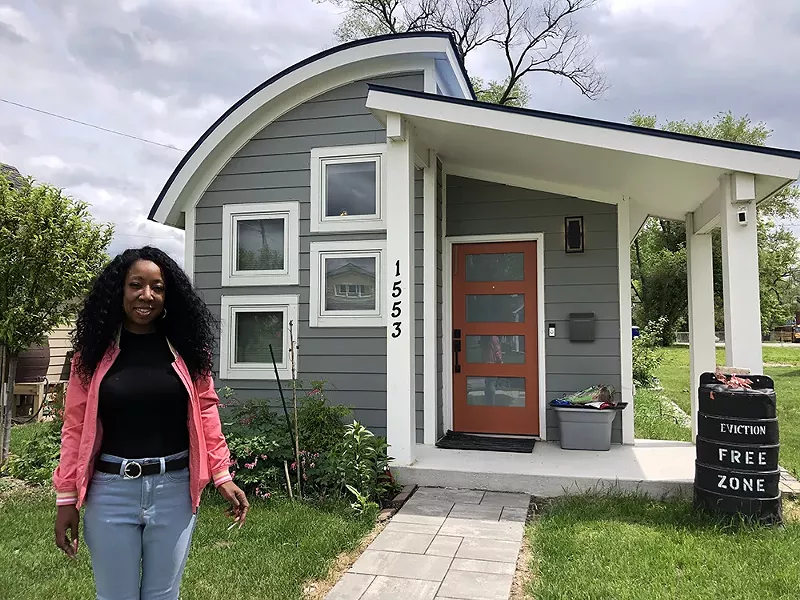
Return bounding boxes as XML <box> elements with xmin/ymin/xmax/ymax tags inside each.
<box><xmin>318</xmin><ymin>0</ymin><xmax>607</xmax><ymax>105</ymax></box>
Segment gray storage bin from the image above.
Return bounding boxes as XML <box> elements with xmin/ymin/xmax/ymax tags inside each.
<box><xmin>553</xmin><ymin>407</ymin><xmax>616</xmax><ymax>451</ymax></box>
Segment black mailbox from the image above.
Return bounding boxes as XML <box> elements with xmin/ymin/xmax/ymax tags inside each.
<box><xmin>568</xmin><ymin>312</ymin><xmax>595</xmax><ymax>342</ymax></box>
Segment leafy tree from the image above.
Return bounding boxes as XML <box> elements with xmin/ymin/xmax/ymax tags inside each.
<box><xmin>315</xmin><ymin>0</ymin><xmax>606</xmax><ymax>106</ymax></box>
<box><xmin>629</xmin><ymin>111</ymin><xmax>800</xmax><ymax>344</ymax></box>
<box><xmin>0</xmin><ymin>171</ymin><xmax>113</xmax><ymax>463</ymax></box>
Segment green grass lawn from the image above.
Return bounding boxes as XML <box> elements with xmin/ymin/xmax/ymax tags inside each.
<box><xmin>527</xmin><ymin>493</ymin><xmax>800</xmax><ymax>600</ymax></box>
<box><xmin>0</xmin><ymin>485</ymin><xmax>374</xmax><ymax>600</ymax></box>
<box><xmin>635</xmin><ymin>345</ymin><xmax>800</xmax><ymax>478</ymax></box>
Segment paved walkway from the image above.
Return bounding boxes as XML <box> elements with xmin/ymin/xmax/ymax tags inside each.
<box><xmin>326</xmin><ymin>487</ymin><xmax>530</xmax><ymax>600</ymax></box>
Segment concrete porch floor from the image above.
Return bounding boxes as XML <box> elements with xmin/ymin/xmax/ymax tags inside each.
<box><xmin>393</xmin><ymin>440</ymin><xmax>697</xmax><ymax>498</ymax></box>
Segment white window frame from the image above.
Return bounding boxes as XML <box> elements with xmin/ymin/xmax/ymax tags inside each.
<box><xmin>310</xmin><ymin>239</ymin><xmax>387</xmax><ymax>328</ymax></box>
<box><xmin>310</xmin><ymin>144</ymin><xmax>386</xmax><ymax>233</ymax></box>
<box><xmin>219</xmin><ymin>295</ymin><xmax>299</xmax><ymax>380</ymax></box>
<box><xmin>221</xmin><ymin>202</ymin><xmax>299</xmax><ymax>286</ymax></box>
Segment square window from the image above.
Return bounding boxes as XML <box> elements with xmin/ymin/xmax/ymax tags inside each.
<box><xmin>310</xmin><ymin>240</ymin><xmax>386</xmax><ymax>327</ymax></box>
<box><xmin>222</xmin><ymin>202</ymin><xmax>299</xmax><ymax>286</ymax></box>
<box><xmin>324</xmin><ymin>256</ymin><xmax>377</xmax><ymax>312</ymax></box>
<box><xmin>311</xmin><ymin>144</ymin><xmax>385</xmax><ymax>233</ymax></box>
<box><xmin>220</xmin><ymin>295</ymin><xmax>299</xmax><ymax>380</ymax></box>
<box><xmin>325</xmin><ymin>161</ymin><xmax>377</xmax><ymax>217</ymax></box>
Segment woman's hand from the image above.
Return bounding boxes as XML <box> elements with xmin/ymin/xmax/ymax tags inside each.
<box><xmin>218</xmin><ymin>481</ymin><xmax>249</xmax><ymax>529</ymax></box>
<box><xmin>55</xmin><ymin>505</ymin><xmax>80</xmax><ymax>559</ymax></box>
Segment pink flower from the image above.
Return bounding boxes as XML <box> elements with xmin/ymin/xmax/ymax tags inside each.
<box><xmin>303</xmin><ymin>473</ymin><xmax>308</xmax><ymax>481</ymax></box>
<box><xmin>230</xmin><ymin>471</ymin><xmax>236</xmax><ymax>478</ymax></box>
<box><xmin>260</xmin><ymin>454</ymin><xmax>269</xmax><ymax>460</ymax></box>
<box><xmin>290</xmin><ymin>461</ymin><xmax>297</xmax><ymax>470</ymax></box>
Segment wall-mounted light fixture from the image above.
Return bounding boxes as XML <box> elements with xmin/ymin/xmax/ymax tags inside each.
<box><xmin>565</xmin><ymin>216</ymin><xmax>584</xmax><ymax>253</ymax></box>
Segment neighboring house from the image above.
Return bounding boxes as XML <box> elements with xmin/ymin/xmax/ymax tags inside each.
<box><xmin>15</xmin><ymin>323</ymin><xmax>74</xmax><ymax>385</ymax></box>
<box><xmin>148</xmin><ymin>32</ymin><xmax>800</xmax><ymax>471</ymax></box>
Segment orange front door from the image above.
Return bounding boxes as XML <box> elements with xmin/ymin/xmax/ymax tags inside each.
<box><xmin>452</xmin><ymin>241</ymin><xmax>539</xmax><ymax>436</ymax></box>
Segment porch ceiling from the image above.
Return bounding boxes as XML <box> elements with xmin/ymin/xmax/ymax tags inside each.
<box><xmin>366</xmin><ymin>86</ymin><xmax>800</xmax><ymax>221</ymax></box>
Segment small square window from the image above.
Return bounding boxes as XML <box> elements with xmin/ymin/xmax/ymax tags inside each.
<box><xmin>220</xmin><ymin>295</ymin><xmax>299</xmax><ymax>380</ymax></box>
<box><xmin>222</xmin><ymin>202</ymin><xmax>299</xmax><ymax>286</ymax></box>
<box><xmin>311</xmin><ymin>144</ymin><xmax>385</xmax><ymax>233</ymax></box>
<box><xmin>325</xmin><ymin>161</ymin><xmax>377</xmax><ymax>217</ymax></box>
<box><xmin>310</xmin><ymin>240</ymin><xmax>386</xmax><ymax>327</ymax></box>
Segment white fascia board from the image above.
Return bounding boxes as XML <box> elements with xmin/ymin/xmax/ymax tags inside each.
<box><xmin>365</xmin><ymin>89</ymin><xmax>800</xmax><ymax>182</ymax></box>
<box><xmin>153</xmin><ymin>36</ymin><xmax>461</xmax><ymax>226</ymax></box>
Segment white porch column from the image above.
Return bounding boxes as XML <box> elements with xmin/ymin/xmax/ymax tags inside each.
<box><xmin>685</xmin><ymin>212</ymin><xmax>717</xmax><ymax>439</ymax></box>
<box><xmin>617</xmin><ymin>198</ymin><xmax>635</xmax><ymax>444</ymax></box>
<box><xmin>385</xmin><ymin>114</ymin><xmax>416</xmax><ymax>466</ymax></box>
<box><xmin>719</xmin><ymin>173</ymin><xmax>763</xmax><ymax>374</ymax></box>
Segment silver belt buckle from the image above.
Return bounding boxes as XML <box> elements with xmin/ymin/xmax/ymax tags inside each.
<box><xmin>123</xmin><ymin>461</ymin><xmax>143</xmax><ymax>479</ymax></box>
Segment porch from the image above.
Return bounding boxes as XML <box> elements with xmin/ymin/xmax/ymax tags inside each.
<box><xmin>393</xmin><ymin>440</ymin><xmax>695</xmax><ymax>498</ymax></box>
<box><xmin>366</xmin><ymin>83</ymin><xmax>800</xmax><ymax>469</ymax></box>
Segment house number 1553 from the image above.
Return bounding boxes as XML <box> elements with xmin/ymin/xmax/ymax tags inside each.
<box><xmin>391</xmin><ymin>260</ymin><xmax>402</xmax><ymax>338</ymax></box>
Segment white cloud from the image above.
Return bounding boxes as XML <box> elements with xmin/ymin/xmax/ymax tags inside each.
<box><xmin>1</xmin><ymin>0</ymin><xmax>798</xmax><ymax>280</ymax></box>
<box><xmin>0</xmin><ymin>5</ymin><xmax>38</xmax><ymax>42</ymax></box>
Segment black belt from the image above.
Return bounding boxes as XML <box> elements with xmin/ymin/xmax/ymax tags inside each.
<box><xmin>95</xmin><ymin>456</ymin><xmax>189</xmax><ymax>479</ymax></box>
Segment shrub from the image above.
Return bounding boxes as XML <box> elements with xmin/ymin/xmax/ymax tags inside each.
<box><xmin>296</xmin><ymin>382</ymin><xmax>352</xmax><ymax>454</ymax></box>
<box><xmin>6</xmin><ymin>421</ymin><xmax>61</xmax><ymax>486</ymax></box>
<box><xmin>5</xmin><ymin>383</ymin><xmax>66</xmax><ymax>486</ymax></box>
<box><xmin>632</xmin><ymin>316</ymin><xmax>668</xmax><ymax>388</ymax></box>
<box><xmin>220</xmin><ymin>381</ymin><xmax>399</xmax><ymax>509</ymax></box>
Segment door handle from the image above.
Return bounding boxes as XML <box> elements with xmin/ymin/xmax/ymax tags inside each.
<box><xmin>453</xmin><ymin>339</ymin><xmax>462</xmax><ymax>373</ymax></box>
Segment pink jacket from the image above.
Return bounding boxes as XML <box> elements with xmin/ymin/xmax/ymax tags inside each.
<box><xmin>53</xmin><ymin>335</ymin><xmax>232</xmax><ymax>513</ymax></box>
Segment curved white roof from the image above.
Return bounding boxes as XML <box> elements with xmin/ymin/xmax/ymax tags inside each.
<box><xmin>149</xmin><ymin>32</ymin><xmax>472</xmax><ymax>226</ymax></box>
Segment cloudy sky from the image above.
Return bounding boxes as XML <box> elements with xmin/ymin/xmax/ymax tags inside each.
<box><xmin>2</xmin><ymin>0</ymin><xmax>799</xmax><ymax>266</ymax></box>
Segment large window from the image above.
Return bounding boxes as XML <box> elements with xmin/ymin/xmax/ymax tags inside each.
<box><xmin>310</xmin><ymin>144</ymin><xmax>386</xmax><ymax>233</ymax></box>
<box><xmin>220</xmin><ymin>295</ymin><xmax>299</xmax><ymax>380</ymax></box>
<box><xmin>310</xmin><ymin>240</ymin><xmax>386</xmax><ymax>327</ymax></box>
<box><xmin>221</xmin><ymin>202</ymin><xmax>299</xmax><ymax>286</ymax></box>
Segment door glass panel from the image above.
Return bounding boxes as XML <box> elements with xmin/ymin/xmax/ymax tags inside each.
<box><xmin>466</xmin><ymin>294</ymin><xmax>524</xmax><ymax>322</ymax></box>
<box><xmin>465</xmin><ymin>253</ymin><xmax>523</xmax><ymax>281</ymax></box>
<box><xmin>466</xmin><ymin>377</ymin><xmax>526</xmax><ymax>407</ymax></box>
<box><xmin>466</xmin><ymin>335</ymin><xmax>525</xmax><ymax>364</ymax></box>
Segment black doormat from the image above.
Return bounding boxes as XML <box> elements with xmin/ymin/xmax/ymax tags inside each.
<box><xmin>435</xmin><ymin>431</ymin><xmax>536</xmax><ymax>453</ymax></box>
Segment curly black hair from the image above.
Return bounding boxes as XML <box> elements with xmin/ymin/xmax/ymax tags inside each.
<box><xmin>72</xmin><ymin>246</ymin><xmax>217</xmax><ymax>384</ymax></box>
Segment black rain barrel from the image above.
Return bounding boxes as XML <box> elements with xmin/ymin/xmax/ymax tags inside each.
<box><xmin>693</xmin><ymin>372</ymin><xmax>782</xmax><ymax>525</ymax></box>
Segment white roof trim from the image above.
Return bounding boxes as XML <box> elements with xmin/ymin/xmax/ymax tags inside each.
<box><xmin>365</xmin><ymin>88</ymin><xmax>800</xmax><ymax>183</ymax></box>
<box><xmin>150</xmin><ymin>34</ymin><xmax>470</xmax><ymax>227</ymax></box>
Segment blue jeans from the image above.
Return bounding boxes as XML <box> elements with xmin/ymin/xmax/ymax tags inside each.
<box><xmin>83</xmin><ymin>450</ymin><xmax>197</xmax><ymax>600</ymax></box>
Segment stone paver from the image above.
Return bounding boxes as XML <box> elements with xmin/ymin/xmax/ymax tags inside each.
<box><xmin>370</xmin><ymin>530</ymin><xmax>435</xmax><ymax>553</ymax></box>
<box><xmin>451</xmin><ymin>558</ymin><xmax>516</xmax><ymax>575</ymax></box>
<box><xmin>449</xmin><ymin>503</ymin><xmax>503</xmax><ymax>521</ymax></box>
<box><xmin>326</xmin><ymin>574</ymin><xmax>375</xmax><ymax>599</ymax></box>
<box><xmin>438</xmin><ymin>518</ymin><xmax>524</xmax><ymax>542</ymax></box>
<box><xmin>455</xmin><ymin>537</ymin><xmax>521</xmax><ymax>563</ymax></box>
<box><xmin>426</xmin><ymin>535</ymin><xmax>463</xmax><ymax>557</ymax></box>
<box><xmin>499</xmin><ymin>507</ymin><xmax>528</xmax><ymax>522</ymax></box>
<box><xmin>361</xmin><ymin>576</ymin><xmax>440</xmax><ymax>599</ymax></box>
<box><xmin>438</xmin><ymin>571</ymin><xmax>514</xmax><ymax>600</ymax></box>
<box><xmin>325</xmin><ymin>487</ymin><xmax>529</xmax><ymax>600</ymax></box>
<box><xmin>351</xmin><ymin>549</ymin><xmax>452</xmax><ymax>581</ymax></box>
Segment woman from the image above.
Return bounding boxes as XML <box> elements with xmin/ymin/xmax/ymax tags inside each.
<box><xmin>52</xmin><ymin>246</ymin><xmax>248</xmax><ymax>600</ymax></box>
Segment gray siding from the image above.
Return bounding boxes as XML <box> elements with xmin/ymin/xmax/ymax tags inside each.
<box><xmin>194</xmin><ymin>72</ymin><xmax>425</xmax><ymax>438</ymax></box>
<box><xmin>445</xmin><ymin>176</ymin><xmax>622</xmax><ymax>443</ymax></box>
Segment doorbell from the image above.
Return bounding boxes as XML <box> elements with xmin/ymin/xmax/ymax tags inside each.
<box><xmin>737</xmin><ymin>207</ymin><xmax>748</xmax><ymax>226</ymax></box>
